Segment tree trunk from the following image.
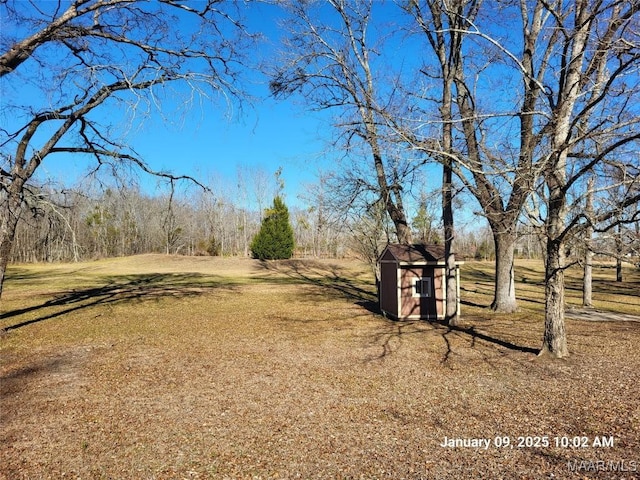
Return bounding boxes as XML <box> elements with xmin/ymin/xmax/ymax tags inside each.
<box><xmin>583</xmin><ymin>177</ymin><xmax>594</xmax><ymax>307</ymax></box>
<box><xmin>443</xmin><ymin>162</ymin><xmax>458</xmax><ymax>326</ymax></box>
<box><xmin>616</xmin><ymin>258</ymin><xmax>623</xmax><ymax>282</ymax></box>
<box><xmin>615</xmin><ymin>223</ymin><xmax>623</xmax><ymax>282</ymax></box>
<box><xmin>445</xmin><ymin>248</ymin><xmax>458</xmax><ymax>325</ymax></box>
<box><xmin>491</xmin><ymin>230</ymin><xmax>518</xmax><ymax>312</ymax></box>
<box><xmin>583</xmin><ymin>248</ymin><xmax>593</xmax><ymax>307</ymax></box>
<box><xmin>541</xmin><ymin>237</ymin><xmax>569</xmax><ymax>357</ymax></box>
<box><xmin>0</xmin><ymin>189</ymin><xmax>23</xmax><ymax>300</ymax></box>
<box><xmin>541</xmin><ymin>190</ymin><xmax>570</xmax><ymax>358</ymax></box>
<box><xmin>541</xmin><ymin>166</ymin><xmax>569</xmax><ymax>357</ymax></box>
<box><xmin>372</xmin><ymin>146</ymin><xmax>412</xmax><ymax>245</ymax></box>
<box><xmin>0</xmin><ymin>234</ymin><xmax>15</xmax><ymax>299</ymax></box>
<box><xmin>394</xmin><ymin>217</ymin><xmax>413</xmax><ymax>245</ymax></box>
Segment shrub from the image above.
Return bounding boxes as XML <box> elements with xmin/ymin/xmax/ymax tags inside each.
<box><xmin>250</xmin><ymin>196</ymin><xmax>295</xmax><ymax>260</ymax></box>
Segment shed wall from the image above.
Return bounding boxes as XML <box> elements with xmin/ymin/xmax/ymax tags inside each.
<box><xmin>379</xmin><ymin>261</ymin><xmax>398</xmax><ymax>317</ymax></box>
<box><xmin>399</xmin><ymin>266</ymin><xmax>445</xmax><ymax>319</ymax></box>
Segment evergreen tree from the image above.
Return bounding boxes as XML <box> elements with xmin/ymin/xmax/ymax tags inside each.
<box><xmin>250</xmin><ymin>196</ymin><xmax>295</xmax><ymax>260</ymax></box>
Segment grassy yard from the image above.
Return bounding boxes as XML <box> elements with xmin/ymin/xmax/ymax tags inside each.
<box><xmin>1</xmin><ymin>255</ymin><xmax>639</xmax><ymax>479</ymax></box>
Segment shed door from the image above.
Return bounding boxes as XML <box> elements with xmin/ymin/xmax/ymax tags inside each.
<box><xmin>400</xmin><ymin>267</ymin><xmax>439</xmax><ymax>319</ymax></box>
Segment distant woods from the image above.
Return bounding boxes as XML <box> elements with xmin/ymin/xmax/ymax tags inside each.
<box><xmin>6</xmin><ymin>180</ymin><xmax>439</xmax><ymax>262</ymax></box>
<box><xmin>9</xmin><ymin>179</ymin><xmax>635</xmax><ymax>269</ymax></box>
<box><xmin>9</xmin><ymin>181</ymin><xmax>339</xmax><ymax>262</ymax></box>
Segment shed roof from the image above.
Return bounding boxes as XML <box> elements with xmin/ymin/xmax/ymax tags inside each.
<box><xmin>380</xmin><ymin>243</ymin><xmax>447</xmax><ymax>263</ymax></box>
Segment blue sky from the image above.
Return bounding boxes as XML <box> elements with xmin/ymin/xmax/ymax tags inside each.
<box><xmin>39</xmin><ymin>91</ymin><xmax>333</xmax><ymax>208</ymax></box>
<box><xmin>126</xmin><ymin>0</ymin><xmax>337</xmax><ymax>203</ymax></box>
<box><xmin>3</xmin><ymin>1</ymin><xmax>457</xmax><ymax>218</ymax></box>
<box><xmin>15</xmin><ymin>1</ymin><xmax>343</xmax><ymax>209</ymax></box>
<box><xmin>122</xmin><ymin>81</ymin><xmax>333</xmax><ymax>204</ymax></box>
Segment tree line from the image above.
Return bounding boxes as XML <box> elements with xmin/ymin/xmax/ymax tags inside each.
<box><xmin>8</xmin><ymin>180</ymin><xmax>343</xmax><ymax>263</ymax></box>
<box><xmin>10</xmin><ymin>176</ymin><xmax>634</xmax><ymax>268</ymax></box>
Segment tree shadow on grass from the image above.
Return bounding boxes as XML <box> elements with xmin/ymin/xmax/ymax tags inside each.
<box><xmin>368</xmin><ymin>318</ymin><xmax>539</xmax><ymax>364</ymax></box>
<box><xmin>255</xmin><ymin>259</ymin><xmax>379</xmax><ymax>311</ymax></box>
<box><xmin>458</xmin><ymin>293</ymin><xmax>489</xmax><ymax>309</ymax></box>
<box><xmin>1</xmin><ymin>273</ymin><xmax>233</xmax><ymax>332</ymax></box>
<box><xmin>442</xmin><ymin>321</ymin><xmax>539</xmax><ymax>355</ymax></box>
<box><xmin>460</xmin><ymin>266</ymin><xmax>547</xmax><ymax>308</ymax></box>
<box><xmin>255</xmin><ymin>260</ymin><xmax>541</xmax><ymax>361</ymax></box>
<box><xmin>460</xmin><ymin>265</ymin><xmax>495</xmax><ymax>285</ymax></box>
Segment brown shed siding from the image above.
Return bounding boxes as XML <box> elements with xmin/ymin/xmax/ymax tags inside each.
<box><xmin>379</xmin><ymin>261</ymin><xmax>399</xmax><ymax>318</ymax></box>
<box><xmin>400</xmin><ymin>266</ymin><xmax>445</xmax><ymax>319</ymax></box>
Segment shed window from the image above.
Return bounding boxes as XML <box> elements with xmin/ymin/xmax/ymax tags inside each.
<box><xmin>413</xmin><ymin>277</ymin><xmax>432</xmax><ymax>298</ymax></box>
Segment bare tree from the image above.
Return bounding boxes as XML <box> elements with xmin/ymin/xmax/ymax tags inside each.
<box><xmin>348</xmin><ymin>198</ymin><xmax>393</xmax><ymax>277</ymax></box>
<box><xmin>412</xmin><ymin>189</ymin><xmax>441</xmax><ymax>245</ymax></box>
<box><xmin>298</xmin><ymin>174</ymin><xmax>348</xmax><ymax>258</ymax></box>
<box><xmin>604</xmin><ymin>163</ymin><xmax>640</xmax><ymax>281</ymax></box>
<box><xmin>401</xmin><ymin>0</ymin><xmax>489</xmax><ymax>323</ymax></box>
<box><xmin>269</xmin><ymin>0</ymin><xmax>413</xmax><ymax>245</ymax></box>
<box><xmin>398</xmin><ymin>0</ymin><xmax>557</xmax><ymax>314</ymax></box>
<box><xmin>9</xmin><ymin>185</ymin><xmax>82</xmax><ymax>262</ymax></box>
<box><xmin>537</xmin><ymin>0</ymin><xmax>640</xmax><ymax>357</ymax></box>
<box><xmin>397</xmin><ymin>0</ymin><xmax>638</xmax><ymax>352</ymax></box>
<box><xmin>0</xmin><ymin>0</ymin><xmax>249</xmax><ymax>298</ymax></box>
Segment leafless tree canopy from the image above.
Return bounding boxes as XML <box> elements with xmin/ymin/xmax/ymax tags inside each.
<box><xmin>270</xmin><ymin>0</ymin><xmax>414</xmax><ymax>245</ymax></box>
<box><xmin>0</xmin><ymin>0</ymin><xmax>251</xmax><ymax>297</ymax></box>
<box><xmin>1</xmin><ymin>0</ymin><xmax>246</xmax><ymax>170</ymax></box>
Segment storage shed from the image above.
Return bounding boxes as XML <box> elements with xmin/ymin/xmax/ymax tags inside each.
<box><xmin>378</xmin><ymin>243</ymin><xmax>461</xmax><ymax>320</ymax></box>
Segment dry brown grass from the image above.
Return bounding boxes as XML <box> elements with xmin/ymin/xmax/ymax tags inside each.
<box><xmin>1</xmin><ymin>255</ymin><xmax>639</xmax><ymax>479</ymax></box>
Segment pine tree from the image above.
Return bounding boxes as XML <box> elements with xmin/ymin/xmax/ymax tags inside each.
<box><xmin>250</xmin><ymin>196</ymin><xmax>295</xmax><ymax>260</ymax></box>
